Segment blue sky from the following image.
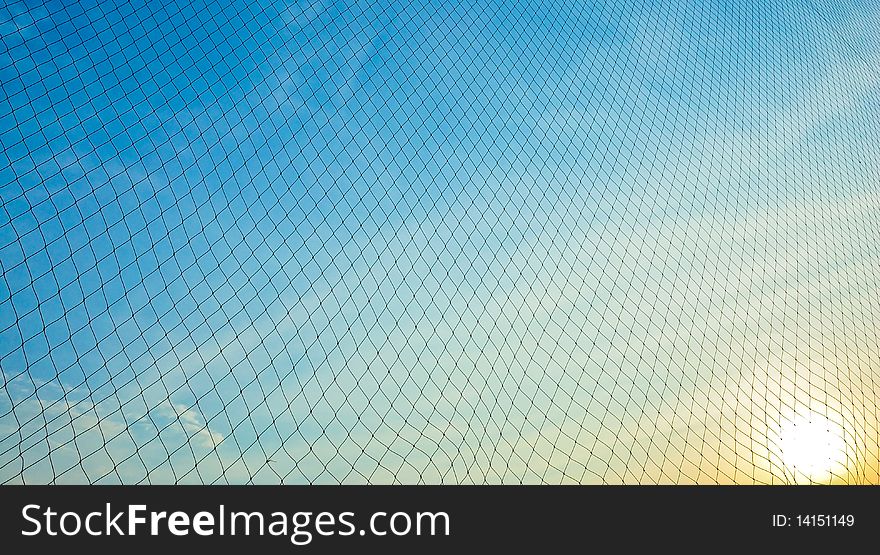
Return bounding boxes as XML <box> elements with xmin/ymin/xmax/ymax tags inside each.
<box><xmin>3</xmin><ymin>0</ymin><xmax>880</xmax><ymax>483</ymax></box>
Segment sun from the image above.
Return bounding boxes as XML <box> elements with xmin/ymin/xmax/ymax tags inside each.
<box><xmin>774</xmin><ymin>410</ymin><xmax>846</xmax><ymax>483</ymax></box>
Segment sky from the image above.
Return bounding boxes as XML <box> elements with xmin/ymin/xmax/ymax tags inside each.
<box><xmin>2</xmin><ymin>0</ymin><xmax>880</xmax><ymax>483</ymax></box>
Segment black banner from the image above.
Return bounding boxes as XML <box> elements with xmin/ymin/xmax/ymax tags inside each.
<box><xmin>0</xmin><ymin>486</ymin><xmax>876</xmax><ymax>552</ymax></box>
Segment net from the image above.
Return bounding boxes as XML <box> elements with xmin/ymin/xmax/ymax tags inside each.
<box><xmin>3</xmin><ymin>0</ymin><xmax>880</xmax><ymax>484</ymax></box>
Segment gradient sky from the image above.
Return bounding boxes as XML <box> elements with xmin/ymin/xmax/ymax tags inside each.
<box><xmin>3</xmin><ymin>0</ymin><xmax>880</xmax><ymax>484</ymax></box>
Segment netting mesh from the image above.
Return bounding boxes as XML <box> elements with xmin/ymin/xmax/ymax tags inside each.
<box><xmin>3</xmin><ymin>0</ymin><xmax>880</xmax><ymax>484</ymax></box>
